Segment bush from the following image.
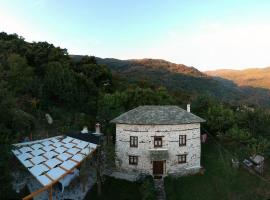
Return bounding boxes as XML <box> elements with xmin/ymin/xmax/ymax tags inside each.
<box><xmin>248</xmin><ymin>136</ymin><xmax>270</xmax><ymax>156</ymax></box>
<box><xmin>139</xmin><ymin>176</ymin><xmax>155</xmax><ymax>200</ymax></box>
<box><xmin>226</xmin><ymin>125</ymin><xmax>251</xmax><ymax>142</ymax></box>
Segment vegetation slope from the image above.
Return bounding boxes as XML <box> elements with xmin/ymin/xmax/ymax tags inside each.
<box><xmin>90</xmin><ymin>57</ymin><xmax>270</xmax><ymax>107</ymax></box>
<box><xmin>206</xmin><ymin>67</ymin><xmax>270</xmax><ymax>90</ymax></box>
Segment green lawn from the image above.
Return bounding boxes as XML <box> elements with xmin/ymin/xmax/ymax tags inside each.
<box><xmin>165</xmin><ymin>139</ymin><xmax>270</xmax><ymax>200</ymax></box>
<box><xmin>85</xmin><ymin>176</ymin><xmax>155</xmax><ymax>200</ymax></box>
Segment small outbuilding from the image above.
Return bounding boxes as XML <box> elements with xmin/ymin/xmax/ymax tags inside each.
<box><xmin>250</xmin><ymin>154</ymin><xmax>264</xmax><ymax>175</ymax></box>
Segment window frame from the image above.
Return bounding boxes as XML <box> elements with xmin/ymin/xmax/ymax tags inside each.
<box><xmin>130</xmin><ymin>136</ymin><xmax>138</xmax><ymax>147</ymax></box>
<box><xmin>178</xmin><ymin>154</ymin><xmax>187</xmax><ymax>164</ymax></box>
<box><xmin>154</xmin><ymin>136</ymin><xmax>163</xmax><ymax>148</ymax></box>
<box><xmin>129</xmin><ymin>155</ymin><xmax>138</xmax><ymax>165</ymax></box>
<box><xmin>179</xmin><ymin>135</ymin><xmax>187</xmax><ymax>146</ymax></box>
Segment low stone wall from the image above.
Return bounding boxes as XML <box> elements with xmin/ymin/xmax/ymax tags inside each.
<box><xmin>167</xmin><ymin>166</ymin><xmax>201</xmax><ymax>177</ymax></box>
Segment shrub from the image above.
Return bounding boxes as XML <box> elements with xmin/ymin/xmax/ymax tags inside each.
<box><xmin>139</xmin><ymin>176</ymin><xmax>155</xmax><ymax>200</ymax></box>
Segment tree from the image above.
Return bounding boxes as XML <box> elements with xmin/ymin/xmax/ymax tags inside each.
<box><xmin>6</xmin><ymin>54</ymin><xmax>34</xmax><ymax>95</ymax></box>
<box><xmin>248</xmin><ymin>136</ymin><xmax>270</xmax><ymax>156</ymax></box>
<box><xmin>124</xmin><ymin>87</ymin><xmax>174</xmax><ymax>109</ymax></box>
<box><xmin>206</xmin><ymin>105</ymin><xmax>235</xmax><ymax>135</ymax></box>
<box><xmin>192</xmin><ymin>94</ymin><xmax>217</xmax><ymax>117</ymax></box>
<box><xmin>26</xmin><ymin>42</ymin><xmax>69</xmax><ymax>77</ymax></box>
<box><xmin>72</xmin><ymin>56</ymin><xmax>112</xmax><ymax>89</ymax></box>
<box><xmin>226</xmin><ymin>125</ymin><xmax>251</xmax><ymax>142</ymax></box>
<box><xmin>0</xmin><ymin>64</ymin><xmax>19</xmax><ymax>198</ymax></box>
<box><xmin>139</xmin><ymin>177</ymin><xmax>155</xmax><ymax>200</ymax></box>
<box><xmin>0</xmin><ymin>142</ymin><xmax>13</xmax><ymax>200</ymax></box>
<box><xmin>97</xmin><ymin>87</ymin><xmax>175</xmax><ymax>139</ymax></box>
<box><xmin>236</xmin><ymin>108</ymin><xmax>270</xmax><ymax>138</ymax></box>
<box><xmin>43</xmin><ymin>61</ymin><xmax>76</xmax><ymax>105</ymax></box>
<box><xmin>97</xmin><ymin>91</ymin><xmax>127</xmax><ymax>138</ymax></box>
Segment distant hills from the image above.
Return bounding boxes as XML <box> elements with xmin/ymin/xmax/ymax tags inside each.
<box><xmin>205</xmin><ymin>67</ymin><xmax>270</xmax><ymax>90</ymax></box>
<box><xmin>94</xmin><ymin>57</ymin><xmax>241</xmax><ymax>99</ymax></box>
<box><xmin>95</xmin><ymin>58</ymin><xmax>206</xmax><ymax>77</ymax></box>
<box><xmin>71</xmin><ymin>56</ymin><xmax>270</xmax><ymax>106</ymax></box>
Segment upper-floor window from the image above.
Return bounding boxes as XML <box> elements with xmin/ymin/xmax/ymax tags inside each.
<box><xmin>178</xmin><ymin>154</ymin><xmax>187</xmax><ymax>164</ymax></box>
<box><xmin>179</xmin><ymin>135</ymin><xmax>186</xmax><ymax>146</ymax></box>
<box><xmin>154</xmin><ymin>136</ymin><xmax>163</xmax><ymax>147</ymax></box>
<box><xmin>129</xmin><ymin>155</ymin><xmax>138</xmax><ymax>165</ymax></box>
<box><xmin>130</xmin><ymin>136</ymin><xmax>138</xmax><ymax>147</ymax></box>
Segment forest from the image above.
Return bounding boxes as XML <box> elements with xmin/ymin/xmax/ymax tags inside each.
<box><xmin>0</xmin><ymin>32</ymin><xmax>270</xmax><ymax>199</ymax></box>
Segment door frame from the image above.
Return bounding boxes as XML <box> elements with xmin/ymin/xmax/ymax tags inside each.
<box><xmin>152</xmin><ymin>160</ymin><xmax>165</xmax><ymax>175</ymax></box>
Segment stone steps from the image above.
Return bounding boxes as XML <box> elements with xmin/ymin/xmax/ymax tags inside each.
<box><xmin>154</xmin><ymin>178</ymin><xmax>166</xmax><ymax>200</ymax></box>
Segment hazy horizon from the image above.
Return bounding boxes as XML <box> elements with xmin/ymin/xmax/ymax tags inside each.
<box><xmin>1</xmin><ymin>0</ymin><xmax>270</xmax><ymax>71</ymax></box>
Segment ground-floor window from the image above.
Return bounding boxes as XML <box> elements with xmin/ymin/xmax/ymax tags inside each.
<box><xmin>129</xmin><ymin>155</ymin><xmax>138</xmax><ymax>165</ymax></box>
<box><xmin>177</xmin><ymin>154</ymin><xmax>187</xmax><ymax>164</ymax></box>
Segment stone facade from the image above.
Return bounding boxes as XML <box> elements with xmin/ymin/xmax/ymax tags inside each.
<box><xmin>115</xmin><ymin>123</ymin><xmax>201</xmax><ymax>176</ymax></box>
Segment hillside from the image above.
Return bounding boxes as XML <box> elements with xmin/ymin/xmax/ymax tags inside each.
<box><xmin>81</xmin><ymin>57</ymin><xmax>270</xmax><ymax>106</ymax></box>
<box><xmin>94</xmin><ymin>57</ymin><xmax>240</xmax><ymax>100</ymax></box>
<box><xmin>95</xmin><ymin>58</ymin><xmax>206</xmax><ymax>77</ymax></box>
<box><xmin>93</xmin><ymin>57</ymin><xmax>230</xmax><ymax>90</ymax></box>
<box><xmin>206</xmin><ymin>67</ymin><xmax>270</xmax><ymax>89</ymax></box>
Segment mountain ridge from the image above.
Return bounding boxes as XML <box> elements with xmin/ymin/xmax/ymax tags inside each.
<box><xmin>70</xmin><ymin>55</ymin><xmax>270</xmax><ymax>106</ymax></box>
<box><xmin>71</xmin><ymin>55</ymin><xmax>206</xmax><ymax>77</ymax></box>
<box><xmin>206</xmin><ymin>67</ymin><xmax>270</xmax><ymax>89</ymax></box>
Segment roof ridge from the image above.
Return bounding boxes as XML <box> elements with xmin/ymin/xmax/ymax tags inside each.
<box><xmin>110</xmin><ymin>105</ymin><xmax>205</xmax><ymax>125</ymax></box>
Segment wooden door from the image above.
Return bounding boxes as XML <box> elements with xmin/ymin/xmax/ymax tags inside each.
<box><xmin>153</xmin><ymin>161</ymin><xmax>164</xmax><ymax>175</ymax></box>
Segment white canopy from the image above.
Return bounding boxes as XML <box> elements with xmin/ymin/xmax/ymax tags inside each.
<box><xmin>250</xmin><ymin>155</ymin><xmax>264</xmax><ymax>165</ymax></box>
<box><xmin>12</xmin><ymin>136</ymin><xmax>97</xmax><ymax>187</ymax></box>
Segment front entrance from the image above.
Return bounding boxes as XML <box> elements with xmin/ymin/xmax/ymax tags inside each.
<box><xmin>153</xmin><ymin>161</ymin><xmax>164</xmax><ymax>175</ymax></box>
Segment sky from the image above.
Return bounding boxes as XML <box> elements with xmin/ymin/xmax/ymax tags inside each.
<box><xmin>1</xmin><ymin>0</ymin><xmax>270</xmax><ymax>71</ymax></box>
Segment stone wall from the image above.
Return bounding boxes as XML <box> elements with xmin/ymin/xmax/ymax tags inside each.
<box><xmin>115</xmin><ymin>123</ymin><xmax>201</xmax><ymax>176</ymax></box>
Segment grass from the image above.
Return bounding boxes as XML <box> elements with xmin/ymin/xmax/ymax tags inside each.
<box><xmin>165</xmin><ymin>138</ymin><xmax>270</xmax><ymax>200</ymax></box>
<box><xmin>84</xmin><ymin>176</ymin><xmax>155</xmax><ymax>200</ymax></box>
<box><xmin>85</xmin><ymin>139</ymin><xmax>270</xmax><ymax>200</ymax></box>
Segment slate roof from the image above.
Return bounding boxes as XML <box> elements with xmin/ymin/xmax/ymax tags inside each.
<box><xmin>110</xmin><ymin>105</ymin><xmax>205</xmax><ymax>125</ymax></box>
<box><xmin>66</xmin><ymin>132</ymin><xmax>103</xmax><ymax>145</ymax></box>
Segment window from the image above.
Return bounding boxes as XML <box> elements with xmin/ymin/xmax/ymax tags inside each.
<box><xmin>154</xmin><ymin>136</ymin><xmax>163</xmax><ymax>147</ymax></box>
<box><xmin>179</xmin><ymin>135</ymin><xmax>186</xmax><ymax>146</ymax></box>
<box><xmin>178</xmin><ymin>154</ymin><xmax>187</xmax><ymax>164</ymax></box>
<box><xmin>129</xmin><ymin>156</ymin><xmax>138</xmax><ymax>165</ymax></box>
<box><xmin>130</xmin><ymin>136</ymin><xmax>138</xmax><ymax>147</ymax></box>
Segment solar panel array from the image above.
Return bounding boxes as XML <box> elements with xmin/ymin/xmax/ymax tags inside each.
<box><xmin>12</xmin><ymin>136</ymin><xmax>97</xmax><ymax>186</ymax></box>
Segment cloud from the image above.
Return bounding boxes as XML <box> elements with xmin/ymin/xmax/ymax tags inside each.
<box><xmin>0</xmin><ymin>9</ymin><xmax>50</xmax><ymax>42</ymax></box>
<box><xmin>0</xmin><ymin>8</ymin><xmax>101</xmax><ymax>56</ymax></box>
<box><xmin>112</xmin><ymin>21</ymin><xmax>270</xmax><ymax>71</ymax></box>
<box><xmin>63</xmin><ymin>38</ymin><xmax>102</xmax><ymax>55</ymax></box>
<box><xmin>31</xmin><ymin>0</ymin><xmax>47</xmax><ymax>8</ymax></box>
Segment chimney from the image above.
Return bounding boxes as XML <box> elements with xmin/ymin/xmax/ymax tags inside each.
<box><xmin>95</xmin><ymin>123</ymin><xmax>100</xmax><ymax>134</ymax></box>
<box><xmin>81</xmin><ymin>126</ymin><xmax>88</xmax><ymax>134</ymax></box>
<box><xmin>187</xmin><ymin>104</ymin><xmax>191</xmax><ymax>113</ymax></box>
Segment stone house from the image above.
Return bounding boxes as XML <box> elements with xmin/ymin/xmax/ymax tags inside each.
<box><xmin>110</xmin><ymin>105</ymin><xmax>205</xmax><ymax>177</ymax></box>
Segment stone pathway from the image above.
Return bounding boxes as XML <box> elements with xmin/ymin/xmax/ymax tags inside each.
<box><xmin>154</xmin><ymin>178</ymin><xmax>166</xmax><ymax>200</ymax></box>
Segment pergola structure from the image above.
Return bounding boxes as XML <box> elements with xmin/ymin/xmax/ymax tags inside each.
<box><xmin>12</xmin><ymin>135</ymin><xmax>98</xmax><ymax>200</ymax></box>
